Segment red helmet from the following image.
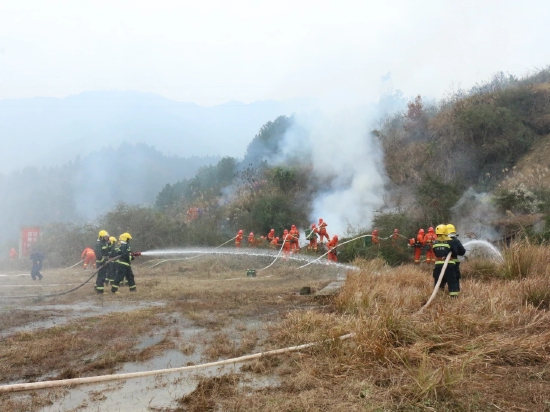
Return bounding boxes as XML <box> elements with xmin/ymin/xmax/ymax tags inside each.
<box><xmin>311</xmin><ymin>223</ymin><xmax>316</xmax><ymax>228</ymax></box>
<box><xmin>428</xmin><ymin>227</ymin><xmax>434</xmax><ymax>232</ymax></box>
<box><xmin>291</xmin><ymin>225</ymin><xmax>296</xmax><ymax>229</ymax></box>
<box><xmin>418</xmin><ymin>229</ymin><xmax>425</xmax><ymax>234</ymax></box>
<box><xmin>333</xmin><ymin>235</ymin><xmax>338</xmax><ymax>241</ymax></box>
<box><xmin>269</xmin><ymin>229</ymin><xmax>274</xmax><ymax>233</ymax></box>
<box><xmin>393</xmin><ymin>228</ymin><xmax>399</xmax><ymax>233</ymax></box>
<box><xmin>249</xmin><ymin>232</ymin><xmax>254</xmax><ymax>236</ymax></box>
<box><xmin>275</xmin><ymin>237</ymin><xmax>279</xmax><ymax>241</ymax></box>
<box><xmin>319</xmin><ymin>218</ymin><xmax>323</xmax><ymax>223</ymax></box>
<box><xmin>238</xmin><ymin>230</ymin><xmax>243</xmax><ymax>234</ymax></box>
<box><xmin>372</xmin><ymin>229</ymin><xmax>379</xmax><ymax>234</ymax></box>
<box><xmin>283</xmin><ymin>229</ymin><xmax>288</xmax><ymax>234</ymax></box>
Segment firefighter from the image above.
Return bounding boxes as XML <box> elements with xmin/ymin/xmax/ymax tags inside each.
<box><xmin>432</xmin><ymin>224</ymin><xmax>461</xmax><ymax>297</ymax></box>
<box><xmin>306</xmin><ymin>223</ymin><xmax>318</xmax><ymax>251</ymax></box>
<box><xmin>81</xmin><ymin>246</ymin><xmax>96</xmax><ymax>269</ymax></box>
<box><xmin>424</xmin><ymin>227</ymin><xmax>436</xmax><ymax>263</ymax></box>
<box><xmin>282</xmin><ymin>229</ymin><xmax>291</xmax><ymax>256</ymax></box>
<box><xmin>327</xmin><ymin>235</ymin><xmax>339</xmax><ymax>262</ymax></box>
<box><xmin>105</xmin><ymin>236</ymin><xmax>118</xmax><ymax>285</ymax></box>
<box><xmin>111</xmin><ymin>232</ymin><xmax>138</xmax><ymax>293</ymax></box>
<box><xmin>9</xmin><ymin>248</ymin><xmax>17</xmax><ymax>259</ymax></box>
<box><xmin>247</xmin><ymin>232</ymin><xmax>256</xmax><ymax>247</ymax></box>
<box><xmin>94</xmin><ymin>230</ymin><xmax>111</xmax><ymax>294</ymax></box>
<box><xmin>446</xmin><ymin>224</ymin><xmax>466</xmax><ymax>281</ymax></box>
<box><xmin>235</xmin><ymin>230</ymin><xmax>243</xmax><ymax>247</ymax></box>
<box><xmin>29</xmin><ymin>249</ymin><xmax>44</xmax><ymax>280</ymax></box>
<box><xmin>392</xmin><ymin>228</ymin><xmax>400</xmax><ymax>247</ymax></box>
<box><xmin>267</xmin><ymin>229</ymin><xmax>275</xmax><ymax>243</ymax></box>
<box><xmin>371</xmin><ymin>229</ymin><xmax>380</xmax><ymax>245</ymax></box>
<box><xmin>270</xmin><ymin>236</ymin><xmax>280</xmax><ymax>248</ymax></box>
<box><xmin>318</xmin><ymin>218</ymin><xmax>329</xmax><ymax>243</ymax></box>
<box><xmin>289</xmin><ymin>225</ymin><xmax>300</xmax><ymax>252</ymax></box>
<box><xmin>413</xmin><ymin>228</ymin><xmax>425</xmax><ymax>264</ymax></box>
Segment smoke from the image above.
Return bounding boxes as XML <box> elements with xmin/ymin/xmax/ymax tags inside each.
<box><xmin>451</xmin><ymin>188</ymin><xmax>501</xmax><ymax>241</ymax></box>
<box><xmin>277</xmin><ymin>105</ymin><xmax>389</xmax><ymax>235</ymax></box>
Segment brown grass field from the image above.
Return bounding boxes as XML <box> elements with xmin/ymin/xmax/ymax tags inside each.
<box><xmin>1</xmin><ymin>244</ymin><xmax>550</xmax><ymax>411</ymax></box>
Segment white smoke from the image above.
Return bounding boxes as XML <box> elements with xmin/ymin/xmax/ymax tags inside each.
<box><xmin>451</xmin><ymin>188</ymin><xmax>501</xmax><ymax>241</ymax></box>
<box><xmin>277</xmin><ymin>106</ymin><xmax>388</xmax><ymax>236</ymax></box>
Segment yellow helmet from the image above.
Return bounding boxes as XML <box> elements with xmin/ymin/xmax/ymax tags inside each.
<box><xmin>98</xmin><ymin>230</ymin><xmax>109</xmax><ymax>238</ymax></box>
<box><xmin>109</xmin><ymin>236</ymin><xmax>117</xmax><ymax>245</ymax></box>
<box><xmin>446</xmin><ymin>224</ymin><xmax>456</xmax><ymax>234</ymax></box>
<box><xmin>435</xmin><ymin>224</ymin><xmax>448</xmax><ymax>236</ymax></box>
<box><xmin>119</xmin><ymin>232</ymin><xmax>132</xmax><ymax>242</ymax></box>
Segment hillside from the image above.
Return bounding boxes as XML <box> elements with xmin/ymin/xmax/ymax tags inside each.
<box><xmin>373</xmin><ymin>69</ymin><xmax>550</xmax><ymax>241</ymax></box>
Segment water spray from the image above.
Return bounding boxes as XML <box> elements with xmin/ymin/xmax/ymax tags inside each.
<box><xmin>146</xmin><ymin>236</ymin><xmax>237</xmax><ymax>268</ymax></box>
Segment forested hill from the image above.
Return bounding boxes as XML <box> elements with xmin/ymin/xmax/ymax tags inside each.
<box><xmin>0</xmin><ymin>143</ymin><xmax>218</xmax><ymax>244</ymax></box>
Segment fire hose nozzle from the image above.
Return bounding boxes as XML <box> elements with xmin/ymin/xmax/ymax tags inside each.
<box><xmin>131</xmin><ymin>252</ymin><xmax>142</xmax><ymax>257</ymax></box>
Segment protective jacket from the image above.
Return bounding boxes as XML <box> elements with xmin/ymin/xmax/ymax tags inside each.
<box><xmin>114</xmin><ymin>242</ymin><xmax>134</xmax><ymax>266</ymax></box>
<box><xmin>94</xmin><ymin>239</ymin><xmax>111</xmax><ymax>266</ymax></box>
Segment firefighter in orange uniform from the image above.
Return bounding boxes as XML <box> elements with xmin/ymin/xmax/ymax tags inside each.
<box><xmin>270</xmin><ymin>237</ymin><xmax>280</xmax><ymax>248</ymax></box>
<box><xmin>392</xmin><ymin>228</ymin><xmax>400</xmax><ymax>247</ymax></box>
<box><xmin>81</xmin><ymin>246</ymin><xmax>97</xmax><ymax>269</ymax></box>
<box><xmin>371</xmin><ymin>229</ymin><xmax>380</xmax><ymax>245</ymax></box>
<box><xmin>424</xmin><ymin>227</ymin><xmax>436</xmax><ymax>263</ymax></box>
<box><xmin>282</xmin><ymin>229</ymin><xmax>291</xmax><ymax>257</ymax></box>
<box><xmin>9</xmin><ymin>248</ymin><xmax>17</xmax><ymax>259</ymax></box>
<box><xmin>235</xmin><ymin>230</ymin><xmax>243</xmax><ymax>247</ymax></box>
<box><xmin>413</xmin><ymin>228</ymin><xmax>425</xmax><ymax>264</ymax></box>
<box><xmin>248</xmin><ymin>232</ymin><xmax>256</xmax><ymax>247</ymax></box>
<box><xmin>318</xmin><ymin>218</ymin><xmax>329</xmax><ymax>243</ymax></box>
<box><xmin>267</xmin><ymin>229</ymin><xmax>275</xmax><ymax>243</ymax></box>
<box><xmin>306</xmin><ymin>223</ymin><xmax>318</xmax><ymax>251</ymax></box>
<box><xmin>327</xmin><ymin>235</ymin><xmax>339</xmax><ymax>262</ymax></box>
<box><xmin>289</xmin><ymin>225</ymin><xmax>300</xmax><ymax>252</ymax></box>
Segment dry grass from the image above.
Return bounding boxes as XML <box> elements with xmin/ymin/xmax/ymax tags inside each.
<box><xmin>6</xmin><ymin>246</ymin><xmax>550</xmax><ymax>410</ymax></box>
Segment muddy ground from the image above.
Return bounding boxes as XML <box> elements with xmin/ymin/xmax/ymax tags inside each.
<box><xmin>0</xmin><ymin>252</ymin><xmax>344</xmax><ymax>411</ymax></box>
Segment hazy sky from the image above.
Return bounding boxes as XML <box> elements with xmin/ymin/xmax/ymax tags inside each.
<box><xmin>0</xmin><ymin>0</ymin><xmax>548</xmax><ymax>106</ymax></box>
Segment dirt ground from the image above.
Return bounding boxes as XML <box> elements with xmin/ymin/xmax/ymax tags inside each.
<box><xmin>0</xmin><ymin>252</ymin><xmax>344</xmax><ymax>411</ymax></box>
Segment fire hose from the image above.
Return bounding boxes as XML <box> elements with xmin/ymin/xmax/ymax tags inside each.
<box><xmin>0</xmin><ymin>255</ymin><xmax>121</xmax><ymax>300</ymax></box>
<box><xmin>0</xmin><ymin>332</ymin><xmax>355</xmax><ymax>393</ymax></box>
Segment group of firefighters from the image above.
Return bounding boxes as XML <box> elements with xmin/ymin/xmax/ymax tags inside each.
<box><xmin>89</xmin><ymin>230</ymin><xmax>141</xmax><ymax>295</ymax></box>
<box><xmin>235</xmin><ymin>218</ymin><xmax>340</xmax><ymax>262</ymax></box>
<box><xmin>371</xmin><ymin>224</ymin><xmax>466</xmax><ymax>297</ymax></box>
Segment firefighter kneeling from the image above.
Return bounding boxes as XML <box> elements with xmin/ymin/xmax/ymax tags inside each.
<box><xmin>111</xmin><ymin>232</ymin><xmax>139</xmax><ymax>294</ymax></box>
<box><xmin>432</xmin><ymin>224</ymin><xmax>463</xmax><ymax>297</ymax></box>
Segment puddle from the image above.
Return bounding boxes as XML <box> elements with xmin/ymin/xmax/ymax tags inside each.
<box><xmin>37</xmin><ymin>361</ymin><xmax>281</xmax><ymax>412</ymax></box>
<box><xmin>0</xmin><ymin>301</ymin><xmax>165</xmax><ymax>337</ymax></box>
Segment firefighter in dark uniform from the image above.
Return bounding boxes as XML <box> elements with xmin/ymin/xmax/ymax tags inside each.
<box><xmin>111</xmin><ymin>232</ymin><xmax>139</xmax><ymax>294</ymax></box>
<box><xmin>105</xmin><ymin>236</ymin><xmax>118</xmax><ymax>285</ymax></box>
<box><xmin>432</xmin><ymin>224</ymin><xmax>461</xmax><ymax>297</ymax></box>
<box><xmin>29</xmin><ymin>250</ymin><xmax>45</xmax><ymax>280</ymax></box>
<box><xmin>94</xmin><ymin>230</ymin><xmax>111</xmax><ymax>294</ymax></box>
<box><xmin>446</xmin><ymin>224</ymin><xmax>466</xmax><ymax>282</ymax></box>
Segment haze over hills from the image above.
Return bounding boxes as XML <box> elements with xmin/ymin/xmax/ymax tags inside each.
<box><xmin>0</xmin><ymin>90</ymin><xmax>316</xmax><ymax>173</ymax></box>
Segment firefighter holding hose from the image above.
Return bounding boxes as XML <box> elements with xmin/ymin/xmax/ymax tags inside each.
<box><xmin>432</xmin><ymin>224</ymin><xmax>463</xmax><ymax>297</ymax></box>
<box><xmin>446</xmin><ymin>223</ymin><xmax>466</xmax><ymax>281</ymax></box>
<box><xmin>424</xmin><ymin>227</ymin><xmax>436</xmax><ymax>263</ymax></box>
<box><xmin>94</xmin><ymin>230</ymin><xmax>111</xmax><ymax>294</ymax></box>
<box><xmin>111</xmin><ymin>232</ymin><xmax>139</xmax><ymax>294</ymax></box>
<box><xmin>413</xmin><ymin>228</ymin><xmax>425</xmax><ymax>264</ymax></box>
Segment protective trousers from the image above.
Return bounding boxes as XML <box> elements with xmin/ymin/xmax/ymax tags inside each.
<box><xmin>95</xmin><ymin>264</ymin><xmax>109</xmax><ymax>293</ymax></box>
<box><xmin>433</xmin><ymin>263</ymin><xmax>459</xmax><ymax>296</ymax></box>
<box><xmin>111</xmin><ymin>264</ymin><xmax>136</xmax><ymax>293</ymax></box>
<box><xmin>414</xmin><ymin>246</ymin><xmax>423</xmax><ymax>264</ymax></box>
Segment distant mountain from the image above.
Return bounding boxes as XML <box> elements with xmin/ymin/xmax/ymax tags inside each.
<box><xmin>0</xmin><ymin>91</ymin><xmax>315</xmax><ymax>173</ymax></box>
<box><xmin>0</xmin><ymin>143</ymin><xmax>219</xmax><ymax>243</ymax></box>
